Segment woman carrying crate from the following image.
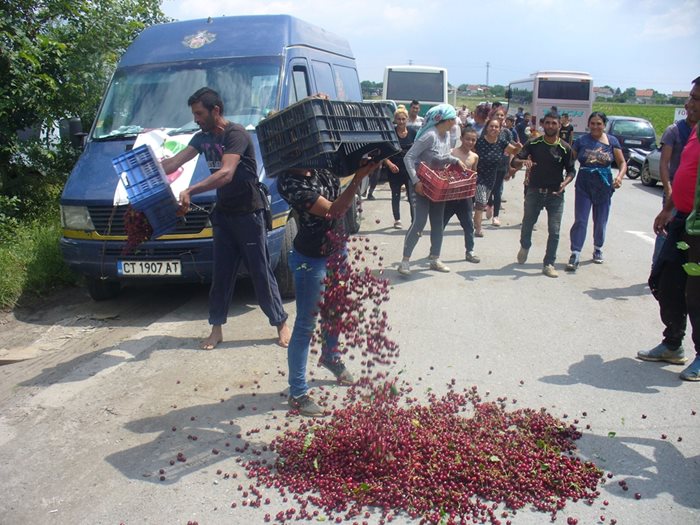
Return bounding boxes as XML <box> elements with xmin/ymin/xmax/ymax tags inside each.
<box><xmin>398</xmin><ymin>104</ymin><xmax>467</xmax><ymax>276</ymax></box>
<box><xmin>277</xmin><ymin>160</ymin><xmax>379</xmax><ymax>417</ymax></box>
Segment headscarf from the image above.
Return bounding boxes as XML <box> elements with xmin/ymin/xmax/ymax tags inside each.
<box><xmin>415</xmin><ymin>103</ymin><xmax>457</xmax><ymax>140</ymax></box>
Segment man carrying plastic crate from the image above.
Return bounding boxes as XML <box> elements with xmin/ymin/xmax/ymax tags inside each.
<box><xmin>161</xmin><ymin>88</ymin><xmax>291</xmax><ymax>350</ymax></box>
<box><xmin>510</xmin><ymin>111</ymin><xmax>576</xmax><ymax>278</ymax></box>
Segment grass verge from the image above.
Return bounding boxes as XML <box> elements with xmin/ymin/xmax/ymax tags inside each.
<box><xmin>0</xmin><ymin>216</ymin><xmax>77</xmax><ymax>309</ymax></box>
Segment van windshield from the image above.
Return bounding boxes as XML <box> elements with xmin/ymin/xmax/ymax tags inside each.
<box><xmin>93</xmin><ymin>57</ymin><xmax>282</xmax><ymax>139</ymax></box>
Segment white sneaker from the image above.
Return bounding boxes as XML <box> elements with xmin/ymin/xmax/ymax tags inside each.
<box><xmin>393</xmin><ymin>220</ymin><xmax>402</xmax><ymax>229</ymax></box>
<box><xmin>542</xmin><ymin>264</ymin><xmax>559</xmax><ymax>278</ymax></box>
<box><xmin>429</xmin><ymin>258</ymin><xmax>450</xmax><ymax>273</ymax></box>
<box><xmin>492</xmin><ymin>217</ymin><xmax>501</xmax><ymax>227</ymax></box>
<box><xmin>398</xmin><ymin>260</ymin><xmax>411</xmax><ymax>276</ymax></box>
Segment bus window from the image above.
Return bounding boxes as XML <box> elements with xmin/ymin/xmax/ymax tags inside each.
<box><xmin>538</xmin><ymin>80</ymin><xmax>591</xmax><ymax>101</ymax></box>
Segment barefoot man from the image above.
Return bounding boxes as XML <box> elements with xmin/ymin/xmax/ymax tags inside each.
<box><xmin>162</xmin><ymin>87</ymin><xmax>290</xmax><ymax>349</ymax></box>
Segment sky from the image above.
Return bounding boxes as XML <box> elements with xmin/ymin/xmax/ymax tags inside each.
<box><xmin>160</xmin><ymin>0</ymin><xmax>699</xmax><ymax>94</ymax></box>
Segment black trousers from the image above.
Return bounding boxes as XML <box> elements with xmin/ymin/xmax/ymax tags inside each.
<box><xmin>653</xmin><ymin>213</ymin><xmax>700</xmax><ymax>355</ymax></box>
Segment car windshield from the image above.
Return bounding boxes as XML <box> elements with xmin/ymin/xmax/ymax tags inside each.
<box><xmin>93</xmin><ymin>57</ymin><xmax>281</xmax><ymax>139</ymax></box>
<box><xmin>611</xmin><ymin>120</ymin><xmax>655</xmax><ymax>138</ymax></box>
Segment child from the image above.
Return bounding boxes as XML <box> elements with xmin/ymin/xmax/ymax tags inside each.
<box><xmin>444</xmin><ymin>126</ymin><xmax>481</xmax><ymax>263</ymax></box>
<box><xmin>559</xmin><ymin>113</ymin><xmax>574</xmax><ymax>144</ymax></box>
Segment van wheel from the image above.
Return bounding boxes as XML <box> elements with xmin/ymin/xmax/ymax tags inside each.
<box><xmin>274</xmin><ymin>216</ymin><xmax>297</xmax><ymax>299</ymax></box>
<box><xmin>86</xmin><ymin>277</ymin><xmax>121</xmax><ymax>301</ymax></box>
<box><xmin>640</xmin><ymin>163</ymin><xmax>657</xmax><ymax>187</ymax></box>
<box><xmin>345</xmin><ymin>193</ymin><xmax>361</xmax><ymax>234</ymax></box>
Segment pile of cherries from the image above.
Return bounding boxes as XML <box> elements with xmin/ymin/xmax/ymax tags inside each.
<box><xmin>236</xmin><ymin>229</ymin><xmax>604</xmax><ymax>524</ymax></box>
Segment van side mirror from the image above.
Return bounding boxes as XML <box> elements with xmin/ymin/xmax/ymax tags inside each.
<box><xmin>60</xmin><ymin>117</ymin><xmax>86</xmax><ymax>149</ymax></box>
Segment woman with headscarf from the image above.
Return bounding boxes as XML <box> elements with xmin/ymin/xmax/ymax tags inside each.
<box><xmin>397</xmin><ymin>104</ymin><xmax>467</xmax><ymax>276</ymax></box>
<box><xmin>383</xmin><ymin>105</ymin><xmax>416</xmax><ymax>228</ymax></box>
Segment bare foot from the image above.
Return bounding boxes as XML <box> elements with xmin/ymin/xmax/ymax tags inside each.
<box><xmin>277</xmin><ymin>321</ymin><xmax>291</xmax><ymax>348</ymax></box>
<box><xmin>200</xmin><ymin>325</ymin><xmax>223</xmax><ymax>350</ymax></box>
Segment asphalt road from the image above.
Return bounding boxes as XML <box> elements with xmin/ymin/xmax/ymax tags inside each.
<box><xmin>0</xmin><ymin>172</ymin><xmax>698</xmax><ymax>525</ymax></box>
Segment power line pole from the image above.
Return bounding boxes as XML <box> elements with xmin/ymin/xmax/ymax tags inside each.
<box><xmin>486</xmin><ymin>61</ymin><xmax>490</xmax><ymax>87</ymax></box>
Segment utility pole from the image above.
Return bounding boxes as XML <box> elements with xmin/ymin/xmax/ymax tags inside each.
<box><xmin>486</xmin><ymin>61</ymin><xmax>490</xmax><ymax>87</ymax></box>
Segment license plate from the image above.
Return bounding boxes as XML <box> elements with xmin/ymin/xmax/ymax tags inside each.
<box><xmin>117</xmin><ymin>260</ymin><xmax>181</xmax><ymax>276</ymax></box>
<box><xmin>625</xmin><ymin>139</ymin><xmax>642</xmax><ymax>145</ymax></box>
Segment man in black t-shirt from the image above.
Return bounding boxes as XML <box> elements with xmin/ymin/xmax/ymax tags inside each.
<box><xmin>162</xmin><ymin>88</ymin><xmax>290</xmax><ymax>349</ymax></box>
<box><xmin>511</xmin><ymin>112</ymin><xmax>576</xmax><ymax>278</ymax></box>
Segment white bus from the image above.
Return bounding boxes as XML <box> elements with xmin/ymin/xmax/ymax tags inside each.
<box><xmin>507</xmin><ymin>71</ymin><xmax>593</xmax><ymax>137</ymax></box>
<box><xmin>382</xmin><ymin>65</ymin><xmax>448</xmax><ymax>115</ymax></box>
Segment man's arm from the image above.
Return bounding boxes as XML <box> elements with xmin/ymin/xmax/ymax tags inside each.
<box><xmin>555</xmin><ymin>146</ymin><xmax>577</xmax><ymax>194</ymax></box>
<box><xmin>178</xmin><ymin>153</ymin><xmax>240</xmax><ymax>212</ymax></box>
<box><xmin>161</xmin><ymin>145</ymin><xmax>198</xmax><ymax>174</ymax></box>
<box><xmin>658</xmin><ymin>143</ymin><xmax>673</xmax><ymax>197</ymax></box>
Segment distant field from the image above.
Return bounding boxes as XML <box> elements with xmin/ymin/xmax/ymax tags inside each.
<box><xmin>451</xmin><ymin>96</ymin><xmax>676</xmax><ymax>138</ymax></box>
<box><xmin>591</xmin><ymin>103</ymin><xmax>675</xmax><ymax>138</ymax></box>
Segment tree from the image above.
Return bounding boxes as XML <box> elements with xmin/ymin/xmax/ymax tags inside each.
<box><xmin>0</xmin><ymin>0</ymin><xmax>169</xmax><ymax>186</ymax></box>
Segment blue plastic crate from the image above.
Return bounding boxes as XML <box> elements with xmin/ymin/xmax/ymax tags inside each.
<box><xmin>256</xmin><ymin>99</ymin><xmax>400</xmax><ymax>177</ymax></box>
<box><xmin>112</xmin><ymin>144</ymin><xmax>169</xmax><ymax>206</ymax></box>
<box><xmin>138</xmin><ymin>190</ymin><xmax>179</xmax><ymax>238</ymax></box>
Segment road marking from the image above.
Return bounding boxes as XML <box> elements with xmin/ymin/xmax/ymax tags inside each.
<box><xmin>626</xmin><ymin>230</ymin><xmax>655</xmax><ymax>245</ymax></box>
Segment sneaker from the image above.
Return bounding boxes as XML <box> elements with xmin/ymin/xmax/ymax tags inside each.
<box><xmin>637</xmin><ymin>343</ymin><xmax>687</xmax><ymax>365</ymax></box>
<box><xmin>542</xmin><ymin>265</ymin><xmax>559</xmax><ymax>278</ymax></box>
<box><xmin>680</xmin><ymin>357</ymin><xmax>700</xmax><ymax>381</ymax></box>
<box><xmin>398</xmin><ymin>260</ymin><xmax>411</xmax><ymax>276</ymax></box>
<box><xmin>474</xmin><ymin>230</ymin><xmax>484</xmax><ymax>238</ymax></box>
<box><xmin>465</xmin><ymin>251</ymin><xmax>481</xmax><ymax>263</ymax></box>
<box><xmin>288</xmin><ymin>394</ymin><xmax>324</xmax><ymax>417</ymax></box>
<box><xmin>366</xmin><ymin>194</ymin><xmax>376</xmax><ymax>201</ymax></box>
<box><xmin>492</xmin><ymin>217</ymin><xmax>501</xmax><ymax>227</ymax></box>
<box><xmin>565</xmin><ymin>253</ymin><xmax>580</xmax><ymax>272</ymax></box>
<box><xmin>593</xmin><ymin>248</ymin><xmax>604</xmax><ymax>264</ymax></box>
<box><xmin>393</xmin><ymin>220</ymin><xmax>402</xmax><ymax>229</ymax></box>
<box><xmin>429</xmin><ymin>258</ymin><xmax>450</xmax><ymax>272</ymax></box>
<box><xmin>517</xmin><ymin>247</ymin><xmax>529</xmax><ymax>264</ymax></box>
<box><xmin>485</xmin><ymin>205</ymin><xmax>493</xmax><ymax>219</ymax></box>
<box><xmin>319</xmin><ymin>357</ymin><xmax>355</xmax><ymax>385</ymax></box>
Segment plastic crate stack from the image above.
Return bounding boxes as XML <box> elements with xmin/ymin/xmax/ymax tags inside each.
<box><xmin>111</xmin><ymin>144</ymin><xmax>179</xmax><ymax>238</ymax></box>
<box><xmin>256</xmin><ymin>99</ymin><xmax>401</xmax><ymax>177</ymax></box>
<box><xmin>416</xmin><ymin>162</ymin><xmax>478</xmax><ymax>202</ymax></box>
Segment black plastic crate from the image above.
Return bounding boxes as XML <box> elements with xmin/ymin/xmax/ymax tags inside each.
<box><xmin>256</xmin><ymin>99</ymin><xmax>400</xmax><ymax>177</ymax></box>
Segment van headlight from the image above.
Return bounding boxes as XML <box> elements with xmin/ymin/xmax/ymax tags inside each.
<box><xmin>61</xmin><ymin>205</ymin><xmax>95</xmax><ymax>230</ymax></box>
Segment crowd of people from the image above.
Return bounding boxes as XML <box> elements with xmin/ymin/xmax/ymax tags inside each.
<box><xmin>372</xmin><ymin>84</ymin><xmax>700</xmax><ymax>384</ymax></box>
<box><xmin>163</xmin><ymin>79</ymin><xmax>699</xmax><ymax>417</ymax></box>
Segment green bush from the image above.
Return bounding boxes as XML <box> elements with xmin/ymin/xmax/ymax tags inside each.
<box><xmin>0</xmin><ymin>215</ymin><xmax>77</xmax><ymax>309</ymax></box>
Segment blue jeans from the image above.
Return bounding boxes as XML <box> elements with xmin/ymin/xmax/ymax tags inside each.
<box><xmin>287</xmin><ymin>249</ymin><xmax>340</xmax><ymax>398</ymax></box>
<box><xmin>569</xmin><ymin>170</ymin><xmax>613</xmax><ymax>253</ymax></box>
<box><xmin>520</xmin><ymin>188</ymin><xmax>565</xmax><ymax>266</ymax></box>
<box><xmin>403</xmin><ymin>191</ymin><xmax>446</xmax><ymax>258</ymax></box>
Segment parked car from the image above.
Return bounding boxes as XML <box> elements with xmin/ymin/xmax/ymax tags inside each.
<box><xmin>640</xmin><ymin>147</ymin><xmax>662</xmax><ymax>187</ymax></box>
<box><xmin>605</xmin><ymin>115</ymin><xmax>657</xmax><ymax>164</ymax></box>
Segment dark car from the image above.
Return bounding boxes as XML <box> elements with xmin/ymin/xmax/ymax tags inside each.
<box><xmin>605</xmin><ymin>115</ymin><xmax>657</xmax><ymax>162</ymax></box>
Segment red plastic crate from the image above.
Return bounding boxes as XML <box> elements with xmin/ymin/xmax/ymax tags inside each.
<box><xmin>416</xmin><ymin>162</ymin><xmax>477</xmax><ymax>202</ymax></box>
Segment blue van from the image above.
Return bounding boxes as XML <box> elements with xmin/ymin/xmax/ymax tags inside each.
<box><xmin>60</xmin><ymin>15</ymin><xmax>364</xmax><ymax>300</ymax></box>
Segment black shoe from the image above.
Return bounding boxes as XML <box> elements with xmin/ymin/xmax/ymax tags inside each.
<box><xmin>319</xmin><ymin>357</ymin><xmax>355</xmax><ymax>385</ymax></box>
<box><xmin>366</xmin><ymin>194</ymin><xmax>376</xmax><ymax>201</ymax></box>
<box><xmin>565</xmin><ymin>253</ymin><xmax>580</xmax><ymax>272</ymax></box>
<box><xmin>288</xmin><ymin>394</ymin><xmax>324</xmax><ymax>417</ymax></box>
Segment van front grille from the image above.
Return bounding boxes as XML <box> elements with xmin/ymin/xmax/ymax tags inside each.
<box><xmin>88</xmin><ymin>204</ymin><xmax>212</xmax><ymax>236</ymax></box>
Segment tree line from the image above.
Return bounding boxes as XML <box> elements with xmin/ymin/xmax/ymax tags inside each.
<box><xmin>0</xmin><ymin>0</ymin><xmax>169</xmax><ymax>231</ymax></box>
